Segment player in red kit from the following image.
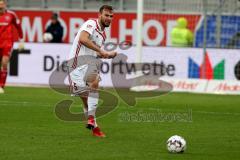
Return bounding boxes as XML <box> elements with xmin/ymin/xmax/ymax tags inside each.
<box><xmin>0</xmin><ymin>0</ymin><xmax>23</xmax><ymax>93</ymax></box>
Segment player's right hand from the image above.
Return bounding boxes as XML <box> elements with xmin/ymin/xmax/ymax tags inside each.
<box><xmin>99</xmin><ymin>50</ymin><xmax>117</xmax><ymax>59</ymax></box>
<box><xmin>99</xmin><ymin>50</ymin><xmax>109</xmax><ymax>58</ymax></box>
<box><xmin>108</xmin><ymin>51</ymin><xmax>117</xmax><ymax>58</ymax></box>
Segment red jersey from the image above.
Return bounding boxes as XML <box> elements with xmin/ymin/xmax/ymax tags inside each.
<box><xmin>0</xmin><ymin>10</ymin><xmax>23</xmax><ymax>48</ymax></box>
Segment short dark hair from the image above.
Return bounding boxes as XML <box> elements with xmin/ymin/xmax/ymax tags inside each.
<box><xmin>99</xmin><ymin>5</ymin><xmax>113</xmax><ymax>13</ymax></box>
<box><xmin>51</xmin><ymin>13</ymin><xmax>58</xmax><ymax>20</ymax></box>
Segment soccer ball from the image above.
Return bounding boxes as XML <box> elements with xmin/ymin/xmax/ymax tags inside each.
<box><xmin>166</xmin><ymin>135</ymin><xmax>186</xmax><ymax>153</ymax></box>
<box><xmin>43</xmin><ymin>32</ymin><xmax>53</xmax><ymax>42</ymax></box>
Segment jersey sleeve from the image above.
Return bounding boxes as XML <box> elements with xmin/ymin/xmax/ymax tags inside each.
<box><xmin>11</xmin><ymin>11</ymin><xmax>23</xmax><ymax>39</ymax></box>
<box><xmin>81</xmin><ymin>20</ymin><xmax>96</xmax><ymax>35</ymax></box>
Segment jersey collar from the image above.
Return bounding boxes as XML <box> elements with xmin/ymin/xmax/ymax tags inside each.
<box><xmin>96</xmin><ymin>19</ymin><xmax>104</xmax><ymax>32</ymax></box>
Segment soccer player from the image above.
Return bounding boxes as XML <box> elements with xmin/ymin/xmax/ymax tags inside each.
<box><xmin>68</xmin><ymin>5</ymin><xmax>116</xmax><ymax>137</ymax></box>
<box><xmin>0</xmin><ymin>0</ymin><xmax>23</xmax><ymax>93</ymax></box>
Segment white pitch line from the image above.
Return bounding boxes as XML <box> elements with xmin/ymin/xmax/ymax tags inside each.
<box><xmin>193</xmin><ymin>110</ymin><xmax>240</xmax><ymax>116</ymax></box>
<box><xmin>0</xmin><ymin>100</ymin><xmax>53</xmax><ymax>107</ymax></box>
<box><xmin>142</xmin><ymin>108</ymin><xmax>240</xmax><ymax>116</ymax></box>
<box><xmin>1</xmin><ymin>101</ymin><xmax>240</xmax><ymax>116</ymax></box>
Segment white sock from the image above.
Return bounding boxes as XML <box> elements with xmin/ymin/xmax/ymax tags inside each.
<box><xmin>94</xmin><ymin>118</ymin><xmax>98</xmax><ymax>128</ymax></box>
<box><xmin>88</xmin><ymin>91</ymin><xmax>99</xmax><ymax>127</ymax></box>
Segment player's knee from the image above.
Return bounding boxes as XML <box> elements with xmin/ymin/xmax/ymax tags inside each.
<box><xmin>1</xmin><ymin>63</ymin><xmax>8</xmax><ymax>70</ymax></box>
<box><xmin>89</xmin><ymin>80</ymin><xmax>99</xmax><ymax>89</ymax></box>
<box><xmin>86</xmin><ymin>74</ymin><xmax>99</xmax><ymax>89</ymax></box>
<box><xmin>1</xmin><ymin>57</ymin><xmax>9</xmax><ymax>69</ymax></box>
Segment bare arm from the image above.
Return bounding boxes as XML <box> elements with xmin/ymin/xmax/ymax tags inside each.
<box><xmin>79</xmin><ymin>31</ymin><xmax>104</xmax><ymax>57</ymax></box>
<box><xmin>79</xmin><ymin>31</ymin><xmax>116</xmax><ymax>58</ymax></box>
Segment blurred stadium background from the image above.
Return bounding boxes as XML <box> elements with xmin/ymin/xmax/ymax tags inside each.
<box><xmin>6</xmin><ymin>0</ymin><xmax>240</xmax><ymax>93</ymax></box>
<box><xmin>1</xmin><ymin>1</ymin><xmax>240</xmax><ymax>160</ymax></box>
<box><xmin>8</xmin><ymin>0</ymin><xmax>240</xmax><ymax>49</ymax></box>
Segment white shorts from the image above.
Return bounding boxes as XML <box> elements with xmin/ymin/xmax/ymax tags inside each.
<box><xmin>68</xmin><ymin>64</ymin><xmax>100</xmax><ymax>95</ymax></box>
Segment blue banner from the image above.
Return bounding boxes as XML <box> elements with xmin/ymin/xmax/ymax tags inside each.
<box><xmin>194</xmin><ymin>15</ymin><xmax>240</xmax><ymax>48</ymax></box>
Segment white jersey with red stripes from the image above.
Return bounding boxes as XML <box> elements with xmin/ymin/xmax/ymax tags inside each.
<box><xmin>68</xmin><ymin>19</ymin><xmax>106</xmax><ymax>67</ymax></box>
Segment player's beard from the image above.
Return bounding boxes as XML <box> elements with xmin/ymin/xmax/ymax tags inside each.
<box><xmin>103</xmin><ymin>23</ymin><xmax>110</xmax><ymax>27</ymax></box>
<box><xmin>101</xmin><ymin>19</ymin><xmax>110</xmax><ymax>28</ymax></box>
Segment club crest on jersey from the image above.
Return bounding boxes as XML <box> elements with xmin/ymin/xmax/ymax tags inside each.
<box><xmin>5</xmin><ymin>15</ymin><xmax>11</xmax><ymax>21</ymax></box>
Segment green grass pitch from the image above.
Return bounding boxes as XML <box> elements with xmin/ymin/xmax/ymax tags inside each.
<box><xmin>0</xmin><ymin>87</ymin><xmax>240</xmax><ymax>160</ymax></box>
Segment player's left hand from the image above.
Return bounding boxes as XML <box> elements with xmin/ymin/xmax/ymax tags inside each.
<box><xmin>18</xmin><ymin>39</ymin><xmax>25</xmax><ymax>51</ymax></box>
